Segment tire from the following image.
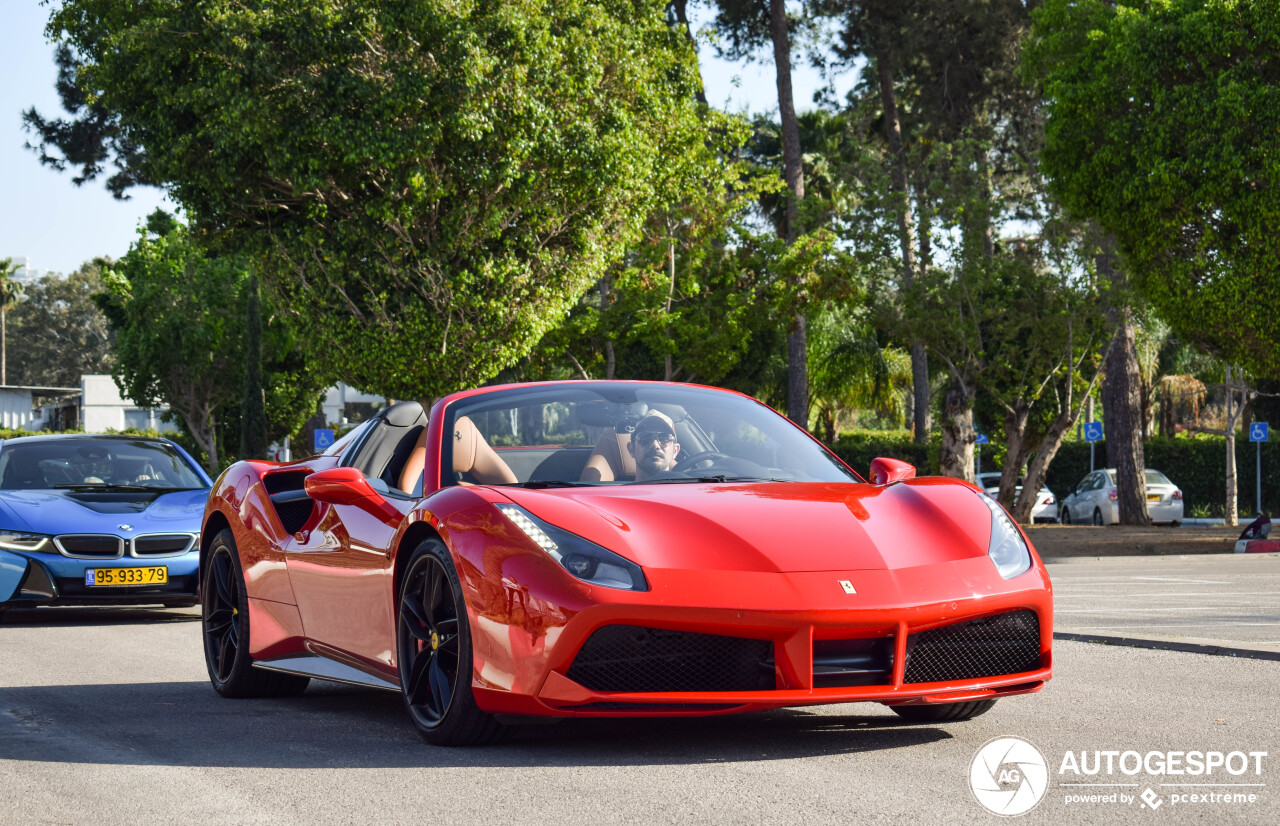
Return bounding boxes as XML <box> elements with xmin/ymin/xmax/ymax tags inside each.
<box><xmin>202</xmin><ymin>529</ymin><xmax>310</xmax><ymax>698</ymax></box>
<box><xmin>1060</xmin><ymin>506</ymin><xmax>1071</xmax><ymax>525</ymax></box>
<box><xmin>1092</xmin><ymin>507</ymin><xmax>1105</xmax><ymax>527</ymax></box>
<box><xmin>1171</xmin><ymin>520</ymin><xmax>1182</xmax><ymax>528</ymax></box>
<box><xmin>396</xmin><ymin>538</ymin><xmax>505</xmax><ymax>746</ymax></box>
<box><xmin>890</xmin><ymin>699</ymin><xmax>997</xmax><ymax>723</ymax></box>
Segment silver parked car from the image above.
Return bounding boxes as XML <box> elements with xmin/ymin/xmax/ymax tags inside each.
<box><xmin>976</xmin><ymin>472</ymin><xmax>1058</xmax><ymax>523</ymax></box>
<box><xmin>1059</xmin><ymin>468</ymin><xmax>1184</xmax><ymax>526</ymax></box>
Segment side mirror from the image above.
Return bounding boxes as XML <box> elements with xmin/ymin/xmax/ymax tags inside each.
<box><xmin>304</xmin><ymin>467</ymin><xmax>401</xmax><ymax>526</ymax></box>
<box><xmin>869</xmin><ymin>457</ymin><xmax>917</xmax><ymax>486</ymax></box>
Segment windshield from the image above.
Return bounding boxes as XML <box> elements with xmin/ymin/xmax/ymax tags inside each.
<box><xmin>441</xmin><ymin>383</ymin><xmax>860</xmax><ymax>487</ymax></box>
<box><xmin>0</xmin><ymin>439</ymin><xmax>207</xmax><ymax>491</ymax></box>
<box><xmin>1144</xmin><ymin>470</ymin><xmax>1172</xmax><ymax>486</ymax></box>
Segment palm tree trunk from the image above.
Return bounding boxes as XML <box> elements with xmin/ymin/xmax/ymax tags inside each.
<box><xmin>769</xmin><ymin>0</ymin><xmax>808</xmax><ymax>428</ymax></box>
<box><xmin>874</xmin><ymin>48</ymin><xmax>930</xmax><ymax>443</ymax></box>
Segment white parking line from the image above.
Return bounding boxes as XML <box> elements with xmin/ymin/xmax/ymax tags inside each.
<box><xmin>1056</xmin><ymin>606</ymin><xmax>1252</xmax><ymax>613</ymax></box>
<box><xmin>1055</xmin><ymin>592</ymin><xmax>1276</xmax><ymax>598</ymax></box>
<box><xmin>1129</xmin><ymin>577</ymin><xmax>1231</xmax><ymax>584</ymax></box>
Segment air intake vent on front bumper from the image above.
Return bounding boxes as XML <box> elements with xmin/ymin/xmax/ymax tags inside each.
<box><xmin>55</xmin><ymin>535</ymin><xmax>124</xmax><ymax>558</ymax></box>
<box><xmin>812</xmin><ymin>636</ymin><xmax>895</xmax><ymax>688</ymax></box>
<box><xmin>566</xmin><ymin>625</ymin><xmax>775</xmax><ymax>693</ymax></box>
<box><xmin>903</xmin><ymin>609</ymin><xmax>1041</xmax><ymax>684</ymax></box>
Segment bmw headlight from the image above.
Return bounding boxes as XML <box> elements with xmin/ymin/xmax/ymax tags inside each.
<box><xmin>977</xmin><ymin>492</ymin><xmax>1032</xmax><ymax>579</ymax></box>
<box><xmin>496</xmin><ymin>504</ymin><xmax>648</xmax><ymax>591</ymax></box>
<box><xmin>0</xmin><ymin>531</ymin><xmax>51</xmax><ymax>552</ymax></box>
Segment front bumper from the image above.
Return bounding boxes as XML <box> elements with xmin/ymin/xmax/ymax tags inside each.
<box><xmin>0</xmin><ymin>549</ymin><xmax>200</xmax><ymax>608</ymax></box>
<box><xmin>469</xmin><ymin>557</ymin><xmax>1054</xmax><ymax>717</ymax></box>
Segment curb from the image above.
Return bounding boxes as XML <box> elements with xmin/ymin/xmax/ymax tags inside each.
<box><xmin>1054</xmin><ymin>629</ymin><xmax>1280</xmax><ymax>662</ymax></box>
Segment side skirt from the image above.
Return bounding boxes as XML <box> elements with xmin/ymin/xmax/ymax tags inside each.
<box><xmin>252</xmin><ymin>654</ymin><xmax>400</xmax><ymax>693</ymax></box>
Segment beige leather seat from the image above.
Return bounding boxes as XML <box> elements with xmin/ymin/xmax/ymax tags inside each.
<box><xmin>580</xmin><ymin>428</ymin><xmax>636</xmax><ymax>482</ymax></box>
<box><xmin>398</xmin><ymin>416</ymin><xmax>517</xmax><ymax>492</ymax></box>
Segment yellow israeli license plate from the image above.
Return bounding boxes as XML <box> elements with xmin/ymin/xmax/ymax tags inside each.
<box><xmin>1147</xmin><ymin>494</ymin><xmax>1162</xmax><ymax>502</ymax></box>
<box><xmin>86</xmin><ymin>567</ymin><xmax>168</xmax><ymax>586</ymax></box>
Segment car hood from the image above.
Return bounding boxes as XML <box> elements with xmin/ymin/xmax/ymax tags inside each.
<box><xmin>0</xmin><ymin>488</ymin><xmax>211</xmax><ymax>536</ymax></box>
<box><xmin>494</xmin><ymin>478</ymin><xmax>996</xmax><ymax>573</ymax></box>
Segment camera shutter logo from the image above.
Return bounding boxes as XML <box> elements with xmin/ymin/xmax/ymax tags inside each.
<box><xmin>969</xmin><ymin>736</ymin><xmax>1049</xmax><ymax>816</ymax></box>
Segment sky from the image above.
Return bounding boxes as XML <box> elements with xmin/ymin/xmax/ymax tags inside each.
<box><xmin>1</xmin><ymin>2</ymin><xmax>855</xmax><ymax>277</ymax></box>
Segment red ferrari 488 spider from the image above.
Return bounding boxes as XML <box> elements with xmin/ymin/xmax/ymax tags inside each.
<box><xmin>199</xmin><ymin>381</ymin><xmax>1052</xmax><ymax>744</ymax></box>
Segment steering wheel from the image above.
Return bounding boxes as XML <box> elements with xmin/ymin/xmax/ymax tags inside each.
<box><xmin>672</xmin><ymin>451</ymin><xmax>730</xmax><ymax>474</ymax></box>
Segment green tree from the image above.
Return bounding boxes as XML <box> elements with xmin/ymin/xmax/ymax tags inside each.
<box><xmin>1027</xmin><ymin>0</ymin><xmax>1280</xmax><ymax>378</ymax></box>
<box><xmin>101</xmin><ymin>224</ymin><xmax>328</xmax><ymax>471</ymax></box>
<box><xmin>0</xmin><ymin>260</ymin><xmax>24</xmax><ymax>386</ymax></box>
<box><xmin>7</xmin><ymin>262</ymin><xmax>115</xmax><ymax>387</ymax></box>
<box><xmin>708</xmin><ymin>0</ymin><xmax>816</xmax><ymax>426</ymax></box>
<box><xmin>35</xmin><ymin>0</ymin><xmax>726</xmax><ymax>400</ymax></box>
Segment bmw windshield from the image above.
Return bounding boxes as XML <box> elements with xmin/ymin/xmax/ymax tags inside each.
<box><xmin>0</xmin><ymin>439</ymin><xmax>207</xmax><ymax>491</ymax></box>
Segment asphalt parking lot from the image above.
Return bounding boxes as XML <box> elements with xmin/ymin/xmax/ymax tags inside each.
<box><xmin>2</xmin><ymin>550</ymin><xmax>1277</xmax><ymax>824</ymax></box>
<box><xmin>1047</xmin><ymin>553</ymin><xmax>1280</xmax><ymax>650</ymax></box>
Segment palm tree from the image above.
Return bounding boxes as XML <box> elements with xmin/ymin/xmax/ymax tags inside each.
<box><xmin>0</xmin><ymin>259</ymin><xmax>26</xmax><ymax>386</ymax></box>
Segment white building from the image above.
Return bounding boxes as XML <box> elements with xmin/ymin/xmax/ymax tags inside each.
<box><xmin>80</xmin><ymin>375</ymin><xmax>178</xmax><ymax>433</ymax></box>
<box><xmin>3</xmin><ymin>256</ymin><xmax>54</xmax><ymax>285</ymax></box>
<box><xmin>0</xmin><ymin>385</ymin><xmax>80</xmax><ymax>430</ymax></box>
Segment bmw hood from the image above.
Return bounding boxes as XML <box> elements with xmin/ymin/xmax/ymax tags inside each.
<box><xmin>494</xmin><ymin>478</ymin><xmax>997</xmax><ymax>574</ymax></box>
<box><xmin>0</xmin><ymin>488</ymin><xmax>211</xmax><ymax>537</ymax></box>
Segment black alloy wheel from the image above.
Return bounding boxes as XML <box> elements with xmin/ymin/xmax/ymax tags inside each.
<box><xmin>201</xmin><ymin>529</ymin><xmax>309</xmax><ymax>698</ymax></box>
<box><xmin>397</xmin><ymin>538</ymin><xmax>504</xmax><ymax>745</ymax></box>
<box><xmin>890</xmin><ymin>699</ymin><xmax>997</xmax><ymax>723</ymax></box>
<box><xmin>1092</xmin><ymin>507</ymin><xmax>1105</xmax><ymax>526</ymax></box>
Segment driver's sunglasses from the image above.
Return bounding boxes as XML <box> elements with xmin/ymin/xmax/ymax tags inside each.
<box><xmin>634</xmin><ymin>430</ymin><xmax>675</xmax><ymax>447</ymax></box>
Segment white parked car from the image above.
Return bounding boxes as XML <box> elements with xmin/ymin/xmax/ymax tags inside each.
<box><xmin>1059</xmin><ymin>468</ymin><xmax>1184</xmax><ymax>526</ymax></box>
<box><xmin>976</xmin><ymin>472</ymin><xmax>1059</xmax><ymax>523</ymax></box>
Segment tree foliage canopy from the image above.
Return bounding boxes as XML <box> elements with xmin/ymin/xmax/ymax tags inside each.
<box><xmin>8</xmin><ymin>263</ymin><xmax>115</xmax><ymax>388</ymax></box>
<box><xmin>1028</xmin><ymin>0</ymin><xmax>1280</xmax><ymax>376</ymax></box>
<box><xmin>42</xmin><ymin>0</ymin><xmax>731</xmax><ymax>399</ymax></box>
<box><xmin>101</xmin><ymin>222</ymin><xmax>329</xmax><ymax>470</ymax></box>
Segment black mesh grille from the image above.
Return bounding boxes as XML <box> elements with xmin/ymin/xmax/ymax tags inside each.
<box><xmin>132</xmin><ymin>534</ymin><xmax>193</xmax><ymax>557</ymax></box>
<box><xmin>904</xmin><ymin>610</ymin><xmax>1042</xmax><ymax>684</ymax></box>
<box><xmin>57</xmin><ymin>535</ymin><xmax>123</xmax><ymax>557</ymax></box>
<box><xmin>567</xmin><ymin>625</ymin><xmax>774</xmax><ymax>693</ymax></box>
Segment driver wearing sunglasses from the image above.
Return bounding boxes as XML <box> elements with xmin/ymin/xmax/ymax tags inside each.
<box><xmin>626</xmin><ymin>410</ymin><xmax>682</xmax><ymax>482</ymax></box>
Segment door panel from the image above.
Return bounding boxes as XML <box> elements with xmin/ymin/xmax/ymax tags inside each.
<box><xmin>284</xmin><ymin>496</ymin><xmax>413</xmax><ymax>678</ymax></box>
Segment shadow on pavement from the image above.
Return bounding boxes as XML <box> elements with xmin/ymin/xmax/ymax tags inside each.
<box><xmin>0</xmin><ymin>679</ymin><xmax>954</xmax><ymax>770</ymax></box>
<box><xmin>0</xmin><ymin>606</ymin><xmax>200</xmax><ymax>627</ymax></box>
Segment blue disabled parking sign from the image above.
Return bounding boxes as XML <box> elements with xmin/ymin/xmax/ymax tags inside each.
<box><xmin>1083</xmin><ymin>421</ymin><xmax>1104</xmax><ymax>442</ymax></box>
<box><xmin>974</xmin><ymin>431</ymin><xmax>990</xmax><ymax>445</ymax></box>
<box><xmin>1250</xmin><ymin>422</ymin><xmax>1269</xmax><ymax>443</ymax></box>
<box><xmin>314</xmin><ymin>428</ymin><xmax>335</xmax><ymax>451</ymax></box>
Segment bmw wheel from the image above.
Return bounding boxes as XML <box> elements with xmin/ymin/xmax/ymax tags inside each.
<box><xmin>396</xmin><ymin>538</ymin><xmax>504</xmax><ymax>746</ymax></box>
<box><xmin>1092</xmin><ymin>507</ymin><xmax>1105</xmax><ymax>526</ymax></box>
<box><xmin>202</xmin><ymin>529</ymin><xmax>309</xmax><ymax>698</ymax></box>
<box><xmin>890</xmin><ymin>699</ymin><xmax>997</xmax><ymax>723</ymax></box>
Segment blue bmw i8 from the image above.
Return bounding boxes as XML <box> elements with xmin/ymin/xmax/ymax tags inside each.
<box><xmin>0</xmin><ymin>434</ymin><xmax>212</xmax><ymax>616</ymax></box>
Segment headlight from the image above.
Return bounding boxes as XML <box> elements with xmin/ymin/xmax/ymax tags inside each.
<box><xmin>496</xmin><ymin>504</ymin><xmax>648</xmax><ymax>591</ymax></box>
<box><xmin>0</xmin><ymin>531</ymin><xmax>51</xmax><ymax>552</ymax></box>
<box><xmin>976</xmin><ymin>492</ymin><xmax>1032</xmax><ymax>579</ymax></box>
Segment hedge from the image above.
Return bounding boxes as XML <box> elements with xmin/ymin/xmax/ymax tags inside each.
<box><xmin>831</xmin><ymin>431</ymin><xmax>1277</xmax><ymax>518</ymax></box>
